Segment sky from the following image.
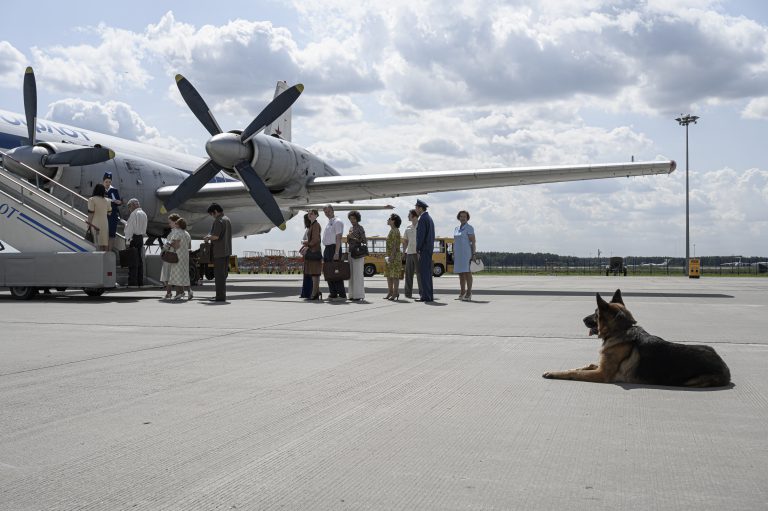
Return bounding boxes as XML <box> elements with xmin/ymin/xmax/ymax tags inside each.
<box><xmin>1</xmin><ymin>0</ymin><xmax>767</xmax><ymax>258</ymax></box>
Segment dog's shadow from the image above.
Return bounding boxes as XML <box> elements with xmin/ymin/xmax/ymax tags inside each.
<box><xmin>615</xmin><ymin>382</ymin><xmax>736</xmax><ymax>392</ymax></box>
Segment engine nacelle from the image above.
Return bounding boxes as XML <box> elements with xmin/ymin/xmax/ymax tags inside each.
<box><xmin>3</xmin><ymin>144</ymin><xmax>56</xmax><ymax>179</ymax></box>
<box><xmin>251</xmin><ymin>134</ymin><xmax>329</xmax><ymax>191</ymax></box>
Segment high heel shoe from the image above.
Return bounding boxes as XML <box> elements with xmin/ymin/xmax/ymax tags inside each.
<box><xmin>388</xmin><ymin>294</ymin><xmax>399</xmax><ymax>301</ymax></box>
<box><xmin>307</xmin><ymin>293</ymin><xmax>323</xmax><ymax>301</ymax></box>
<box><xmin>383</xmin><ymin>294</ymin><xmax>392</xmax><ymax>300</ymax></box>
<box><xmin>462</xmin><ymin>293</ymin><xmax>472</xmax><ymax>301</ymax></box>
<box><xmin>187</xmin><ymin>291</ymin><xmax>194</xmax><ymax>300</ymax></box>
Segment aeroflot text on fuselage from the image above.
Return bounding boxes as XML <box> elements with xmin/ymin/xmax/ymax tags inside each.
<box><xmin>0</xmin><ymin>114</ymin><xmax>92</xmax><ymax>142</ymax></box>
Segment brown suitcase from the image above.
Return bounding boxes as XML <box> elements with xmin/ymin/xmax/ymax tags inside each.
<box><xmin>323</xmin><ymin>260</ymin><xmax>350</xmax><ymax>281</ymax></box>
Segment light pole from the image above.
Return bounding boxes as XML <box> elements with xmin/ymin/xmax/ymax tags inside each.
<box><xmin>675</xmin><ymin>114</ymin><xmax>699</xmax><ymax>275</ymax></box>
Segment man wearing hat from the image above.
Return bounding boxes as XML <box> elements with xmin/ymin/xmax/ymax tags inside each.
<box><xmin>102</xmin><ymin>172</ymin><xmax>122</xmax><ymax>251</ymax></box>
<box><xmin>415</xmin><ymin>199</ymin><xmax>435</xmax><ymax>302</ymax></box>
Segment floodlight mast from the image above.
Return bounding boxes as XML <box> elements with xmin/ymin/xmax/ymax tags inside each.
<box><xmin>675</xmin><ymin>114</ymin><xmax>699</xmax><ymax>276</ymax></box>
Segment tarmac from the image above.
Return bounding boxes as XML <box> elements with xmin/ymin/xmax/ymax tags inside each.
<box><xmin>0</xmin><ymin>274</ymin><xmax>766</xmax><ymax>510</ymax></box>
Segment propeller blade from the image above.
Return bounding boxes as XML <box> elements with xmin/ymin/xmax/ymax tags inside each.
<box><xmin>175</xmin><ymin>74</ymin><xmax>222</xmax><ymax>137</ymax></box>
<box><xmin>163</xmin><ymin>159</ymin><xmax>223</xmax><ymax>212</ymax></box>
<box><xmin>233</xmin><ymin>160</ymin><xmax>285</xmax><ymax>226</ymax></box>
<box><xmin>23</xmin><ymin>67</ymin><xmax>37</xmax><ymax>145</ymax></box>
<box><xmin>240</xmin><ymin>84</ymin><xmax>303</xmax><ymax>143</ymax></box>
<box><xmin>45</xmin><ymin>147</ymin><xmax>115</xmax><ymax>167</ymax></box>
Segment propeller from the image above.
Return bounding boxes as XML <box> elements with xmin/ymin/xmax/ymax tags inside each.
<box><xmin>163</xmin><ymin>74</ymin><xmax>303</xmax><ymax>226</ymax></box>
<box><xmin>13</xmin><ymin>67</ymin><xmax>115</xmax><ymax>169</ymax></box>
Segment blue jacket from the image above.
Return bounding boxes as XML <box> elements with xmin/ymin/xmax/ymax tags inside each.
<box><xmin>416</xmin><ymin>211</ymin><xmax>435</xmax><ymax>255</ymax></box>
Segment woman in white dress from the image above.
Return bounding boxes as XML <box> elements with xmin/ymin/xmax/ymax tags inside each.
<box><xmin>160</xmin><ymin>214</ymin><xmax>180</xmax><ymax>299</ymax></box>
<box><xmin>166</xmin><ymin>217</ymin><xmax>191</xmax><ymax>300</ymax></box>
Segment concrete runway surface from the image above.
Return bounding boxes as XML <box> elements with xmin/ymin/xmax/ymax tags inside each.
<box><xmin>1</xmin><ymin>275</ymin><xmax>766</xmax><ymax>510</ymax></box>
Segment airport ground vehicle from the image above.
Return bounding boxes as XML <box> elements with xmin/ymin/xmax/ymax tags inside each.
<box><xmin>0</xmin><ymin>251</ymin><xmax>117</xmax><ymax>299</ymax></box>
<box><xmin>342</xmin><ymin>236</ymin><xmax>454</xmax><ymax>277</ymax></box>
<box><xmin>606</xmin><ymin>256</ymin><xmax>627</xmax><ymax>276</ymax></box>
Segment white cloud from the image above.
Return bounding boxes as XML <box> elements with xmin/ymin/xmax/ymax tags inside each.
<box><xmin>0</xmin><ymin>41</ymin><xmax>26</xmax><ymax>86</ymax></box>
<box><xmin>45</xmin><ymin>98</ymin><xmax>186</xmax><ymax>151</ymax></box>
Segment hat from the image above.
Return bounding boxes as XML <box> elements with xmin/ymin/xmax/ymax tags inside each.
<box><xmin>415</xmin><ymin>199</ymin><xmax>429</xmax><ymax>209</ymax></box>
<box><xmin>102</xmin><ymin>172</ymin><xmax>112</xmax><ymax>180</ymax></box>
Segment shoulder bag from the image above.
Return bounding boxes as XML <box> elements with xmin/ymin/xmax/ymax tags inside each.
<box><xmin>161</xmin><ymin>250</ymin><xmax>179</xmax><ymax>263</ymax></box>
<box><xmin>351</xmin><ymin>242</ymin><xmax>369</xmax><ymax>259</ymax></box>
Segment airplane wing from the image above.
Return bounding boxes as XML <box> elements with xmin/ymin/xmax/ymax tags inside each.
<box><xmin>303</xmin><ymin>161</ymin><xmax>676</xmax><ymax>203</ymax></box>
<box><xmin>156</xmin><ymin>160</ymin><xmax>675</xmax><ymax>209</ymax></box>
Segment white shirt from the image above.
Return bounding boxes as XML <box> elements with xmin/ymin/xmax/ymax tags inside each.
<box><xmin>404</xmin><ymin>223</ymin><xmax>418</xmax><ymax>254</ymax></box>
<box><xmin>322</xmin><ymin>217</ymin><xmax>344</xmax><ymax>246</ymax></box>
<box><xmin>124</xmin><ymin>207</ymin><xmax>148</xmax><ymax>239</ymax></box>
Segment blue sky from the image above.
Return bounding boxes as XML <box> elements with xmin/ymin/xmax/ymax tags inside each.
<box><xmin>1</xmin><ymin>0</ymin><xmax>767</xmax><ymax>257</ymax></box>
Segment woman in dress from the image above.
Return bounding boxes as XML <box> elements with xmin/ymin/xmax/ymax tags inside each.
<box><xmin>166</xmin><ymin>217</ymin><xmax>191</xmax><ymax>300</ymax></box>
<box><xmin>346</xmin><ymin>210</ymin><xmax>367</xmax><ymax>301</ymax></box>
<box><xmin>160</xmin><ymin>213</ymin><xmax>180</xmax><ymax>299</ymax></box>
<box><xmin>383</xmin><ymin>213</ymin><xmax>403</xmax><ymax>301</ymax></box>
<box><xmin>453</xmin><ymin>210</ymin><xmax>477</xmax><ymax>301</ymax></box>
<box><xmin>102</xmin><ymin>172</ymin><xmax>122</xmax><ymax>252</ymax></box>
<box><xmin>302</xmin><ymin>209</ymin><xmax>323</xmax><ymax>300</ymax></box>
<box><xmin>86</xmin><ymin>184</ymin><xmax>110</xmax><ymax>251</ymax></box>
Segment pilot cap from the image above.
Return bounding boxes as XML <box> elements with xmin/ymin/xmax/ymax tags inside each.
<box><xmin>102</xmin><ymin>172</ymin><xmax>113</xmax><ymax>180</ymax></box>
<box><xmin>415</xmin><ymin>199</ymin><xmax>429</xmax><ymax>209</ymax></box>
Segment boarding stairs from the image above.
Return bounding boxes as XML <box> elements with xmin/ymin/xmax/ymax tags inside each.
<box><xmin>0</xmin><ymin>151</ymin><xmax>137</xmax><ymax>287</ymax></box>
<box><xmin>0</xmin><ymin>151</ymin><xmax>116</xmax><ymax>252</ymax></box>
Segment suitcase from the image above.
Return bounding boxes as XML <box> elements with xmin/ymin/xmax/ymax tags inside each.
<box><xmin>323</xmin><ymin>260</ymin><xmax>350</xmax><ymax>281</ymax></box>
<box><xmin>118</xmin><ymin>248</ymin><xmax>137</xmax><ymax>268</ymax></box>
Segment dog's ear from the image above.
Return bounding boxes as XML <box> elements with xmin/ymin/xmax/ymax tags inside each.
<box><xmin>611</xmin><ymin>289</ymin><xmax>624</xmax><ymax>305</ymax></box>
<box><xmin>596</xmin><ymin>293</ymin><xmax>610</xmax><ymax>312</ymax></box>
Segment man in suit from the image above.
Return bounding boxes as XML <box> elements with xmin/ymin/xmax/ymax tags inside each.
<box><xmin>203</xmin><ymin>203</ymin><xmax>232</xmax><ymax>302</ymax></box>
<box><xmin>415</xmin><ymin>199</ymin><xmax>435</xmax><ymax>302</ymax></box>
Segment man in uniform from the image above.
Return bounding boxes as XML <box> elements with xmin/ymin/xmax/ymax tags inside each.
<box><xmin>415</xmin><ymin>199</ymin><xmax>435</xmax><ymax>302</ymax></box>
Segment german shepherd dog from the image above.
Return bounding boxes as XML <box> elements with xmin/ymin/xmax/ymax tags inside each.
<box><xmin>543</xmin><ymin>289</ymin><xmax>731</xmax><ymax>387</ymax></box>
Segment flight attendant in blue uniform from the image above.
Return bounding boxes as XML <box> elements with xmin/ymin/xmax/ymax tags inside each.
<box><xmin>103</xmin><ymin>172</ymin><xmax>122</xmax><ymax>251</ymax></box>
<box><xmin>415</xmin><ymin>199</ymin><xmax>435</xmax><ymax>302</ymax></box>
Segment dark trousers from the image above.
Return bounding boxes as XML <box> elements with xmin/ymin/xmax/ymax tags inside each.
<box><xmin>323</xmin><ymin>244</ymin><xmax>346</xmax><ymax>297</ymax></box>
<box><xmin>128</xmin><ymin>235</ymin><xmax>144</xmax><ymax>286</ymax></box>
<box><xmin>404</xmin><ymin>253</ymin><xmax>419</xmax><ymax>297</ymax></box>
<box><xmin>300</xmin><ymin>274</ymin><xmax>313</xmax><ymax>298</ymax></box>
<box><xmin>417</xmin><ymin>253</ymin><xmax>434</xmax><ymax>301</ymax></box>
<box><xmin>213</xmin><ymin>256</ymin><xmax>228</xmax><ymax>301</ymax></box>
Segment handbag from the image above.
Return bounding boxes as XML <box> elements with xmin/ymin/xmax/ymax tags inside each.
<box><xmin>351</xmin><ymin>242</ymin><xmax>369</xmax><ymax>259</ymax></box>
<box><xmin>469</xmin><ymin>257</ymin><xmax>485</xmax><ymax>273</ymax></box>
<box><xmin>84</xmin><ymin>228</ymin><xmax>95</xmax><ymax>243</ymax></box>
<box><xmin>197</xmin><ymin>242</ymin><xmax>212</xmax><ymax>264</ymax></box>
<box><xmin>323</xmin><ymin>260</ymin><xmax>351</xmax><ymax>281</ymax></box>
<box><xmin>161</xmin><ymin>250</ymin><xmax>179</xmax><ymax>263</ymax></box>
<box><xmin>305</xmin><ymin>249</ymin><xmax>322</xmax><ymax>261</ymax></box>
<box><xmin>299</xmin><ymin>246</ymin><xmax>308</xmax><ymax>256</ymax></box>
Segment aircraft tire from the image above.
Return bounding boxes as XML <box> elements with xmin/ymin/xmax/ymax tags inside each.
<box><xmin>83</xmin><ymin>288</ymin><xmax>105</xmax><ymax>297</ymax></box>
<box><xmin>10</xmin><ymin>286</ymin><xmax>37</xmax><ymax>300</ymax></box>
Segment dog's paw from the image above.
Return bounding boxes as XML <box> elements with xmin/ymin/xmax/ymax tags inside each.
<box><xmin>581</xmin><ymin>364</ymin><xmax>598</xmax><ymax>371</ymax></box>
<box><xmin>542</xmin><ymin>372</ymin><xmax>554</xmax><ymax>379</ymax></box>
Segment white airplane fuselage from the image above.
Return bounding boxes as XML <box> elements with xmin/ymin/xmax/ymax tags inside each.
<box><xmin>0</xmin><ymin>108</ymin><xmax>338</xmax><ymax>239</ymax></box>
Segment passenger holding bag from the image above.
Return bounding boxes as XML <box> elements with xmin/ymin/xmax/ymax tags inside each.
<box><xmin>302</xmin><ymin>209</ymin><xmax>323</xmax><ymax>300</ymax></box>
<box><xmin>346</xmin><ymin>210</ymin><xmax>366</xmax><ymax>300</ymax></box>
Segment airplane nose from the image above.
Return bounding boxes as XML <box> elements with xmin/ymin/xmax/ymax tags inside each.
<box><xmin>205</xmin><ymin>133</ymin><xmax>254</xmax><ymax>168</ymax></box>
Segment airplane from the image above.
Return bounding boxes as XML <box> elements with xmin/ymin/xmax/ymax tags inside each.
<box><xmin>640</xmin><ymin>258</ymin><xmax>670</xmax><ymax>266</ymax></box>
<box><xmin>720</xmin><ymin>257</ymin><xmax>744</xmax><ymax>267</ymax></box>
<box><xmin>0</xmin><ymin>67</ymin><xmax>677</xmax><ymax>243</ymax></box>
